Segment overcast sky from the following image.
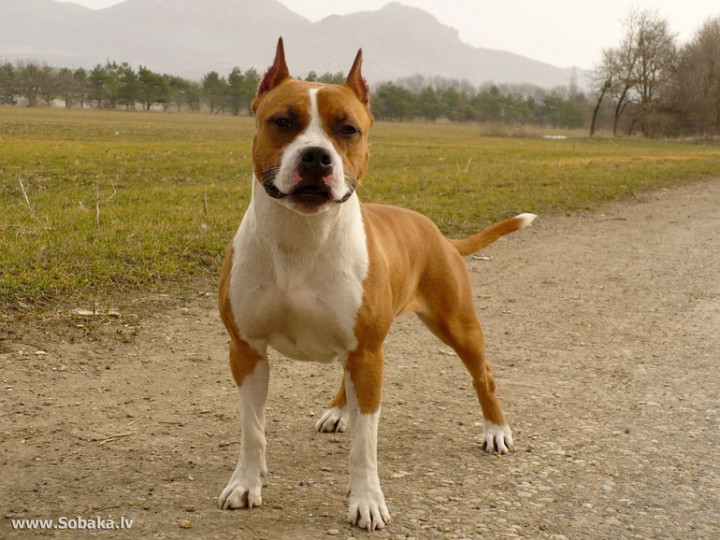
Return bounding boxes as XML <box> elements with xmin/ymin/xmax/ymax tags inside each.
<box><xmin>57</xmin><ymin>0</ymin><xmax>719</xmax><ymax>69</ymax></box>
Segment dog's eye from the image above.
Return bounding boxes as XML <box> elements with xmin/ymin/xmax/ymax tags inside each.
<box><xmin>272</xmin><ymin>117</ymin><xmax>293</xmax><ymax>129</ymax></box>
<box><xmin>340</xmin><ymin>125</ymin><xmax>359</xmax><ymax>136</ymax></box>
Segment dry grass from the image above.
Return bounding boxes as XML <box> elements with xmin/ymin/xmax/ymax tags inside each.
<box><xmin>2</xmin><ymin>108</ymin><xmax>719</xmax><ymax>312</ymax></box>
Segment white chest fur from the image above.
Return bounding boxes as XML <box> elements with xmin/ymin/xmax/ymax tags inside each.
<box><xmin>229</xmin><ymin>183</ymin><xmax>369</xmax><ymax>363</ymax></box>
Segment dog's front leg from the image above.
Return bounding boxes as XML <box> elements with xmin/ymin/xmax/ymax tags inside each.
<box><xmin>219</xmin><ymin>339</ymin><xmax>269</xmax><ymax>510</ymax></box>
<box><xmin>345</xmin><ymin>348</ymin><xmax>390</xmax><ymax>531</ymax></box>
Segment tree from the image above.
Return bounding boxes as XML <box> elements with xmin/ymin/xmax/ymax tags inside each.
<box><xmin>57</xmin><ymin>68</ymin><xmax>75</xmax><ymax>108</ymax></box>
<box><xmin>441</xmin><ymin>87</ymin><xmax>471</xmax><ymax>121</ymax></box>
<box><xmin>102</xmin><ymin>61</ymin><xmax>123</xmax><ymax>108</ymax></box>
<box><xmin>630</xmin><ymin>11</ymin><xmax>677</xmax><ymax>134</ymax></box>
<box><xmin>0</xmin><ymin>62</ymin><xmax>16</xmax><ymax>103</ymax></box>
<box><xmin>73</xmin><ymin>68</ymin><xmax>88</xmax><ymax>108</ymax></box>
<box><xmin>118</xmin><ymin>63</ymin><xmax>139</xmax><ymax>109</ymax></box>
<box><xmin>415</xmin><ymin>86</ymin><xmax>443</xmax><ymax>120</ymax></box>
<box><xmin>672</xmin><ymin>16</ymin><xmax>720</xmax><ymax>134</ymax></box>
<box><xmin>472</xmin><ymin>85</ymin><xmax>504</xmax><ymax>122</ymax></box>
<box><xmin>226</xmin><ymin>67</ymin><xmax>247</xmax><ymax>116</ymax></box>
<box><xmin>316</xmin><ymin>71</ymin><xmax>345</xmax><ymax>84</ymax></box>
<box><xmin>243</xmin><ymin>68</ymin><xmax>260</xmax><ymax>102</ymax></box>
<box><xmin>88</xmin><ymin>64</ymin><xmax>107</xmax><ymax>107</ymax></box>
<box><xmin>36</xmin><ymin>65</ymin><xmax>57</xmax><ymax>106</ymax></box>
<box><xmin>16</xmin><ymin>62</ymin><xmax>44</xmax><ymax>107</ymax></box>
<box><xmin>505</xmin><ymin>93</ymin><xmax>534</xmax><ymax>124</ymax></box>
<box><xmin>202</xmin><ymin>71</ymin><xmax>227</xmax><ymax>113</ymax></box>
<box><xmin>590</xmin><ymin>79</ymin><xmax>611</xmax><ymax>135</ymax></box>
<box><xmin>594</xmin><ymin>9</ymin><xmax>677</xmax><ymax>135</ymax></box>
<box><xmin>371</xmin><ymin>83</ymin><xmax>414</xmax><ymax>120</ymax></box>
<box><xmin>559</xmin><ymin>93</ymin><xmax>589</xmax><ymax>128</ymax></box>
<box><xmin>138</xmin><ymin>66</ymin><xmax>170</xmax><ymax>110</ymax></box>
<box><xmin>305</xmin><ymin>71</ymin><xmax>345</xmax><ymax>84</ymax></box>
<box><xmin>167</xmin><ymin>75</ymin><xmax>198</xmax><ymax>112</ymax></box>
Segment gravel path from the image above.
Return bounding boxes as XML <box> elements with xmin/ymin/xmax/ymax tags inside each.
<box><xmin>2</xmin><ymin>179</ymin><xmax>719</xmax><ymax>539</ymax></box>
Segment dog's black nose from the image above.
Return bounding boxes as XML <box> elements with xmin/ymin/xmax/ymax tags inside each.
<box><xmin>300</xmin><ymin>146</ymin><xmax>333</xmax><ymax>176</ymax></box>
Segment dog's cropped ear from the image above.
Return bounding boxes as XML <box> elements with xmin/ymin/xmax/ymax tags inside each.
<box><xmin>256</xmin><ymin>37</ymin><xmax>291</xmax><ymax>99</ymax></box>
<box><xmin>345</xmin><ymin>49</ymin><xmax>370</xmax><ymax>106</ymax></box>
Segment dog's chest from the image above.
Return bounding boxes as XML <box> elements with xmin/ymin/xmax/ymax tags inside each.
<box><xmin>229</xmin><ymin>202</ymin><xmax>368</xmax><ymax>363</ymax></box>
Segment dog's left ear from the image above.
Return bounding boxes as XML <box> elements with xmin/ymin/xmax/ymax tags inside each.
<box><xmin>345</xmin><ymin>49</ymin><xmax>370</xmax><ymax>106</ymax></box>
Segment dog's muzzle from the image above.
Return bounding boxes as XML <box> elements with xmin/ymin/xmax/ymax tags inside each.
<box><xmin>262</xmin><ymin>146</ymin><xmax>355</xmax><ymax>205</ymax></box>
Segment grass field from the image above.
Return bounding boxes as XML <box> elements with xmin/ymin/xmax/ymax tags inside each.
<box><xmin>1</xmin><ymin>107</ymin><xmax>719</xmax><ymax>311</ymax></box>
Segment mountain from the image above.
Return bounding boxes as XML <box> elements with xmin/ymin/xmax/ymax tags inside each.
<box><xmin>0</xmin><ymin>0</ymin><xmax>584</xmax><ymax>88</ymax></box>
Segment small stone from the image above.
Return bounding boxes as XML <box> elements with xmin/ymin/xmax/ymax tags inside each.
<box><xmin>179</xmin><ymin>520</ymin><xmax>193</xmax><ymax>529</ymax></box>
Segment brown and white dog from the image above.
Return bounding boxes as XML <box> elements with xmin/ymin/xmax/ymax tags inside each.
<box><xmin>217</xmin><ymin>38</ymin><xmax>536</xmax><ymax>531</ymax></box>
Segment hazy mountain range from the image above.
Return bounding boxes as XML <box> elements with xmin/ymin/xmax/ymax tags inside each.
<box><xmin>1</xmin><ymin>0</ymin><xmax>587</xmax><ymax>88</ymax></box>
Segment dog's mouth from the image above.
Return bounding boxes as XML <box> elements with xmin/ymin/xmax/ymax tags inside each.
<box><xmin>291</xmin><ymin>183</ymin><xmax>331</xmax><ymax>199</ymax></box>
<box><xmin>288</xmin><ymin>182</ymin><xmax>335</xmax><ymax>211</ymax></box>
<box><xmin>262</xmin><ymin>173</ymin><xmax>356</xmax><ymax>208</ymax></box>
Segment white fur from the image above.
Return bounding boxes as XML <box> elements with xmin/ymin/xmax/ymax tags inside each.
<box><xmin>274</xmin><ymin>87</ymin><xmax>351</xmax><ymax>203</ymax></box>
<box><xmin>516</xmin><ymin>213</ymin><xmax>537</xmax><ymax>228</ymax></box>
<box><xmin>218</xmin><ymin>358</ymin><xmax>270</xmax><ymax>509</ymax></box>
<box><xmin>345</xmin><ymin>374</ymin><xmax>390</xmax><ymax>531</ymax></box>
<box><xmin>229</xmin><ymin>182</ymin><xmax>368</xmax><ymax>362</ymax></box>
<box><xmin>316</xmin><ymin>405</ymin><xmax>349</xmax><ymax>432</ymax></box>
<box><xmin>482</xmin><ymin>420</ymin><xmax>514</xmax><ymax>455</ymax></box>
<box><xmin>228</xmin><ymin>87</ymin><xmax>369</xmax><ymax>363</ymax></box>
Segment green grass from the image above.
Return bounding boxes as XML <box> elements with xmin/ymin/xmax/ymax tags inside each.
<box><xmin>2</xmin><ymin>107</ymin><xmax>719</xmax><ymax>311</ymax></box>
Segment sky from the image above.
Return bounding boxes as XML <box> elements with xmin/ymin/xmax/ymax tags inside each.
<box><xmin>56</xmin><ymin>0</ymin><xmax>720</xmax><ymax>69</ymax></box>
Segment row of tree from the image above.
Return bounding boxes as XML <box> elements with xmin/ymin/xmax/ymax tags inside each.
<box><xmin>0</xmin><ymin>61</ymin><xmax>253</xmax><ymax>113</ymax></box>
<box><xmin>0</xmin><ymin>59</ymin><xmax>588</xmax><ymax>127</ymax></box>
<box><xmin>592</xmin><ymin>10</ymin><xmax>720</xmax><ymax>136</ymax></box>
<box><xmin>0</xmin><ymin>60</ymin><xmax>359</xmax><ymax>115</ymax></box>
<box><xmin>1</xmin><ymin>10</ymin><xmax>718</xmax><ymax>136</ymax></box>
<box><xmin>370</xmin><ymin>77</ymin><xmax>588</xmax><ymax>128</ymax></box>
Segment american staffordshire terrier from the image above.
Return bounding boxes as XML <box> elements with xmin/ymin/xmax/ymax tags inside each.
<box><xmin>217</xmin><ymin>38</ymin><xmax>535</xmax><ymax>531</ymax></box>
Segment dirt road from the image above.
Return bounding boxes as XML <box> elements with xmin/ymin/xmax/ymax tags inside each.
<box><xmin>2</xmin><ymin>179</ymin><xmax>719</xmax><ymax>539</ymax></box>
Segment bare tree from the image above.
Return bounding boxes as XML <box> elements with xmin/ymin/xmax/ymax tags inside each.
<box><xmin>672</xmin><ymin>16</ymin><xmax>720</xmax><ymax>134</ymax></box>
<box><xmin>593</xmin><ymin>9</ymin><xmax>677</xmax><ymax>136</ymax></box>
<box><xmin>630</xmin><ymin>11</ymin><xmax>677</xmax><ymax>134</ymax></box>
<box><xmin>589</xmin><ymin>78</ymin><xmax>611</xmax><ymax>135</ymax></box>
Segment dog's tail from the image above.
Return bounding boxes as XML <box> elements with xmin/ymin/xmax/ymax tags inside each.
<box><xmin>449</xmin><ymin>213</ymin><xmax>536</xmax><ymax>257</ymax></box>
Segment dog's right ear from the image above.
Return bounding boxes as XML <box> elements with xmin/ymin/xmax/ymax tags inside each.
<box><xmin>254</xmin><ymin>38</ymin><xmax>290</xmax><ymax>103</ymax></box>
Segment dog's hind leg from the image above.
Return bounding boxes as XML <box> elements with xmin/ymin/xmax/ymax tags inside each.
<box><xmin>316</xmin><ymin>373</ymin><xmax>350</xmax><ymax>433</ymax></box>
<box><xmin>419</xmin><ymin>307</ymin><xmax>513</xmax><ymax>454</ymax></box>
<box><xmin>416</xmin><ymin>252</ymin><xmax>513</xmax><ymax>454</ymax></box>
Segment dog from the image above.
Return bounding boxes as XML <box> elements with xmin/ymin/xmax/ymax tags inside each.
<box><xmin>217</xmin><ymin>38</ymin><xmax>536</xmax><ymax>531</ymax></box>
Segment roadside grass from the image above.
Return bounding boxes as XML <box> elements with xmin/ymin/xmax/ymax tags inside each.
<box><xmin>2</xmin><ymin>107</ymin><xmax>719</xmax><ymax>313</ymax></box>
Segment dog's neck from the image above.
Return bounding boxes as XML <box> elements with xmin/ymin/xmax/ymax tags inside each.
<box><xmin>248</xmin><ymin>177</ymin><xmax>363</xmax><ymax>253</ymax></box>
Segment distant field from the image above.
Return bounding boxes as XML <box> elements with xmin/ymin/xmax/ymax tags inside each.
<box><xmin>1</xmin><ymin>107</ymin><xmax>719</xmax><ymax>311</ymax></box>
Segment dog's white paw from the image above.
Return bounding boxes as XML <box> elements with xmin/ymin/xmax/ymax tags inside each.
<box><xmin>315</xmin><ymin>406</ymin><xmax>349</xmax><ymax>433</ymax></box>
<box><xmin>481</xmin><ymin>421</ymin><xmax>514</xmax><ymax>455</ymax></box>
<box><xmin>348</xmin><ymin>487</ymin><xmax>390</xmax><ymax>531</ymax></box>
<box><xmin>218</xmin><ymin>474</ymin><xmax>263</xmax><ymax>510</ymax></box>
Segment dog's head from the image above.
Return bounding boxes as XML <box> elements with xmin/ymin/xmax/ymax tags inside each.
<box><xmin>250</xmin><ymin>38</ymin><xmax>374</xmax><ymax>214</ymax></box>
